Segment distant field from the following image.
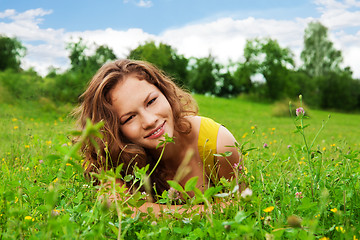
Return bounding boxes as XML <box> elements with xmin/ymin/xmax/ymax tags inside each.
<box><xmin>195</xmin><ymin>94</ymin><xmax>360</xmax><ymax>151</ymax></box>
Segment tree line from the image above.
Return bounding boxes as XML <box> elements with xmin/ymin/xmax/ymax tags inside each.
<box><xmin>1</xmin><ymin>21</ymin><xmax>359</xmax><ymax>111</ymax></box>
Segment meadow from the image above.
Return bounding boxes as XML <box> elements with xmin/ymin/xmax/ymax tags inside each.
<box><xmin>1</xmin><ymin>95</ymin><xmax>359</xmax><ymax>239</ymax></box>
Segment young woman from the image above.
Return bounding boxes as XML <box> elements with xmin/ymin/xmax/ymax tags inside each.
<box><xmin>75</xmin><ymin>59</ymin><xmax>240</xmax><ymax>215</ymax></box>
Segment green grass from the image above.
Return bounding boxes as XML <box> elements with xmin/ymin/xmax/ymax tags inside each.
<box><xmin>196</xmin><ymin>94</ymin><xmax>360</xmax><ymax>149</ymax></box>
<box><xmin>1</xmin><ymin>97</ymin><xmax>360</xmax><ymax>239</ymax></box>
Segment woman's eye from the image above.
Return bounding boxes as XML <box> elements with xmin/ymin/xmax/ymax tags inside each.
<box><xmin>123</xmin><ymin>115</ymin><xmax>134</xmax><ymax>124</ymax></box>
<box><xmin>147</xmin><ymin>97</ymin><xmax>157</xmax><ymax>106</ymax></box>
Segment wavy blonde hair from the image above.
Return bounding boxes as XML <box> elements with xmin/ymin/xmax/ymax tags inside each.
<box><xmin>74</xmin><ymin>59</ymin><xmax>198</xmax><ymax>194</ymax></box>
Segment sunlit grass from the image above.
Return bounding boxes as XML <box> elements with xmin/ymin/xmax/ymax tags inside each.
<box><xmin>1</xmin><ymin>97</ymin><xmax>360</xmax><ymax>239</ymax></box>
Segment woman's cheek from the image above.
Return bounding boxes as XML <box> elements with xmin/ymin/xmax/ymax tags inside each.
<box><xmin>121</xmin><ymin>125</ymin><xmax>137</xmax><ymax>141</ymax></box>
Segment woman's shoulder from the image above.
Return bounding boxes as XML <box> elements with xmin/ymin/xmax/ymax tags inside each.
<box><xmin>184</xmin><ymin>115</ymin><xmax>201</xmax><ymax>137</ymax></box>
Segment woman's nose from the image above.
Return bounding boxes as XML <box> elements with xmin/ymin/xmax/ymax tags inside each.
<box><xmin>141</xmin><ymin>110</ymin><xmax>157</xmax><ymax>129</ymax></box>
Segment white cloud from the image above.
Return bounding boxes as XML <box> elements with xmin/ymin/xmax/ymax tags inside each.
<box><xmin>123</xmin><ymin>0</ymin><xmax>153</xmax><ymax>8</ymax></box>
<box><xmin>0</xmin><ymin>0</ymin><xmax>359</xmax><ymax>78</ymax></box>
<box><xmin>0</xmin><ymin>9</ymin><xmax>16</xmax><ymax>18</ymax></box>
<box><xmin>160</xmin><ymin>17</ymin><xmax>307</xmax><ymax>65</ymax></box>
<box><xmin>137</xmin><ymin>0</ymin><xmax>153</xmax><ymax>8</ymax></box>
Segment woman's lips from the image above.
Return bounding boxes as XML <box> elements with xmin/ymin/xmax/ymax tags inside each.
<box><xmin>145</xmin><ymin>121</ymin><xmax>166</xmax><ymax>139</ymax></box>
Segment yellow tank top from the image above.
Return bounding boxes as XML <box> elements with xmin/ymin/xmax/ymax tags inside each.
<box><xmin>197</xmin><ymin>117</ymin><xmax>221</xmax><ymax>183</ymax></box>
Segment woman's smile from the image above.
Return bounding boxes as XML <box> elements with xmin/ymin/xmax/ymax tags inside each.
<box><xmin>145</xmin><ymin>121</ymin><xmax>166</xmax><ymax>139</ymax></box>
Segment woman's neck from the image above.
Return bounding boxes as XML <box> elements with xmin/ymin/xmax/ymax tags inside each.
<box><xmin>148</xmin><ymin>130</ymin><xmax>190</xmax><ymax>170</ymax></box>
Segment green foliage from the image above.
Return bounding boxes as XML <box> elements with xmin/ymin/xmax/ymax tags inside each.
<box><xmin>128</xmin><ymin>41</ymin><xmax>189</xmax><ymax>87</ymax></box>
<box><xmin>317</xmin><ymin>72</ymin><xmax>360</xmax><ymax>111</ymax></box>
<box><xmin>243</xmin><ymin>38</ymin><xmax>295</xmax><ymax>100</ymax></box>
<box><xmin>43</xmin><ymin>39</ymin><xmax>118</xmax><ymax>103</ymax></box>
<box><xmin>0</xmin><ymin>69</ymin><xmax>44</xmax><ymax>102</ymax></box>
<box><xmin>301</xmin><ymin>21</ymin><xmax>343</xmax><ymax>77</ymax></box>
<box><xmin>2</xmin><ymin>26</ymin><xmax>360</xmax><ymax>111</ymax></box>
<box><xmin>0</xmin><ymin>35</ymin><xmax>26</xmax><ymax>71</ymax></box>
<box><xmin>188</xmin><ymin>55</ymin><xmax>220</xmax><ymax>95</ymax></box>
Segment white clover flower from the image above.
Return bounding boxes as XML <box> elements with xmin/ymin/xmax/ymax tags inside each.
<box><xmin>241</xmin><ymin>188</ymin><xmax>253</xmax><ymax>201</ymax></box>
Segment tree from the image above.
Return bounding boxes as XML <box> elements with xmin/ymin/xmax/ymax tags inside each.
<box><xmin>188</xmin><ymin>55</ymin><xmax>220</xmax><ymax>95</ymax></box>
<box><xmin>232</xmin><ymin>59</ymin><xmax>257</xmax><ymax>95</ymax></box>
<box><xmin>128</xmin><ymin>41</ymin><xmax>189</xmax><ymax>87</ymax></box>
<box><xmin>0</xmin><ymin>35</ymin><xmax>26</xmax><ymax>71</ymax></box>
<box><xmin>66</xmin><ymin>38</ymin><xmax>88</xmax><ymax>72</ymax></box>
<box><xmin>243</xmin><ymin>38</ymin><xmax>295</xmax><ymax>100</ymax></box>
<box><xmin>317</xmin><ymin>72</ymin><xmax>359</xmax><ymax>111</ymax></box>
<box><xmin>66</xmin><ymin>38</ymin><xmax>117</xmax><ymax>74</ymax></box>
<box><xmin>48</xmin><ymin>39</ymin><xmax>118</xmax><ymax>103</ymax></box>
<box><xmin>301</xmin><ymin>21</ymin><xmax>343</xmax><ymax>77</ymax></box>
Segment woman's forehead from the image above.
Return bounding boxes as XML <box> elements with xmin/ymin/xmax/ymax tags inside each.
<box><xmin>110</xmin><ymin>76</ymin><xmax>158</xmax><ymax>103</ymax></box>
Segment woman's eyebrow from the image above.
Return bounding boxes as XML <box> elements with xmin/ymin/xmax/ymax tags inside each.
<box><xmin>144</xmin><ymin>91</ymin><xmax>154</xmax><ymax>104</ymax></box>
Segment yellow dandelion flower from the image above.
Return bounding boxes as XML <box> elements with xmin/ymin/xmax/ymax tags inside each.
<box><xmin>53</xmin><ymin>178</ymin><xmax>58</xmax><ymax>183</ymax></box>
<box><xmin>315</xmin><ymin>214</ymin><xmax>320</xmax><ymax>218</ymax></box>
<box><xmin>330</xmin><ymin>208</ymin><xmax>337</xmax><ymax>213</ymax></box>
<box><xmin>46</xmin><ymin>141</ymin><xmax>52</xmax><ymax>146</ymax></box>
<box><xmin>319</xmin><ymin>237</ymin><xmax>329</xmax><ymax>240</ymax></box>
<box><xmin>12</xmin><ymin>118</ymin><xmax>17</xmax><ymax>122</ymax></box>
<box><xmin>262</xmin><ymin>132</ymin><xmax>266</xmax><ymax>136</ymax></box>
<box><xmin>353</xmin><ymin>236</ymin><xmax>358</xmax><ymax>240</ymax></box>
<box><xmin>272</xmin><ymin>128</ymin><xmax>276</xmax><ymax>131</ymax></box>
<box><xmin>25</xmin><ymin>145</ymin><xmax>30</xmax><ymax>148</ymax></box>
<box><xmin>15</xmin><ymin>197</ymin><xmax>18</xmax><ymax>203</ymax></box>
<box><xmin>14</xmin><ymin>126</ymin><xmax>19</xmax><ymax>130</ymax></box>
<box><xmin>301</xmin><ymin>157</ymin><xmax>305</xmax><ymax>160</ymax></box>
<box><xmin>67</xmin><ymin>142</ymin><xmax>72</xmax><ymax>146</ymax></box>
<box><xmin>242</xmin><ymin>132</ymin><xmax>248</xmax><ymax>138</ymax></box>
<box><xmin>272</xmin><ymin>153</ymin><xmax>276</xmax><ymax>156</ymax></box>
<box><xmin>66</xmin><ymin>163</ymin><xmax>72</xmax><ymax>166</ymax></box>
<box><xmin>323</xmin><ymin>147</ymin><xmax>326</xmax><ymax>151</ymax></box>
<box><xmin>25</xmin><ymin>216</ymin><xmax>34</xmax><ymax>221</ymax></box>
<box><xmin>331</xmin><ymin>144</ymin><xmax>336</xmax><ymax>147</ymax></box>
<box><xmin>251</xmin><ymin>126</ymin><xmax>255</xmax><ymax>130</ymax></box>
<box><xmin>263</xmin><ymin>206</ymin><xmax>274</xmax><ymax>213</ymax></box>
<box><xmin>335</xmin><ymin>226</ymin><xmax>345</xmax><ymax>233</ymax></box>
<box><xmin>274</xmin><ymin>140</ymin><xmax>277</xmax><ymax>143</ymax></box>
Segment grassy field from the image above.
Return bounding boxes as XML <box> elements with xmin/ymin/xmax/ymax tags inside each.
<box><xmin>1</xmin><ymin>96</ymin><xmax>359</xmax><ymax>239</ymax></box>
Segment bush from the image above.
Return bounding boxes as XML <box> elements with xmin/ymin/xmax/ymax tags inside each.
<box><xmin>0</xmin><ymin>69</ymin><xmax>44</xmax><ymax>101</ymax></box>
<box><xmin>272</xmin><ymin>97</ymin><xmax>310</xmax><ymax>117</ymax></box>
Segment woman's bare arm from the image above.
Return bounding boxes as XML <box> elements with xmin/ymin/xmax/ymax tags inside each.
<box><xmin>216</xmin><ymin>125</ymin><xmax>240</xmax><ymax>179</ymax></box>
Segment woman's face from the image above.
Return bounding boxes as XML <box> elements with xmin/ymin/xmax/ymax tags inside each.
<box><xmin>110</xmin><ymin>75</ymin><xmax>174</xmax><ymax>149</ymax></box>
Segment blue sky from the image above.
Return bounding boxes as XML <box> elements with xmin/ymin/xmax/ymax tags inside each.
<box><xmin>1</xmin><ymin>0</ymin><xmax>319</xmax><ymax>33</ymax></box>
<box><xmin>0</xmin><ymin>0</ymin><xmax>359</xmax><ymax>77</ymax></box>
